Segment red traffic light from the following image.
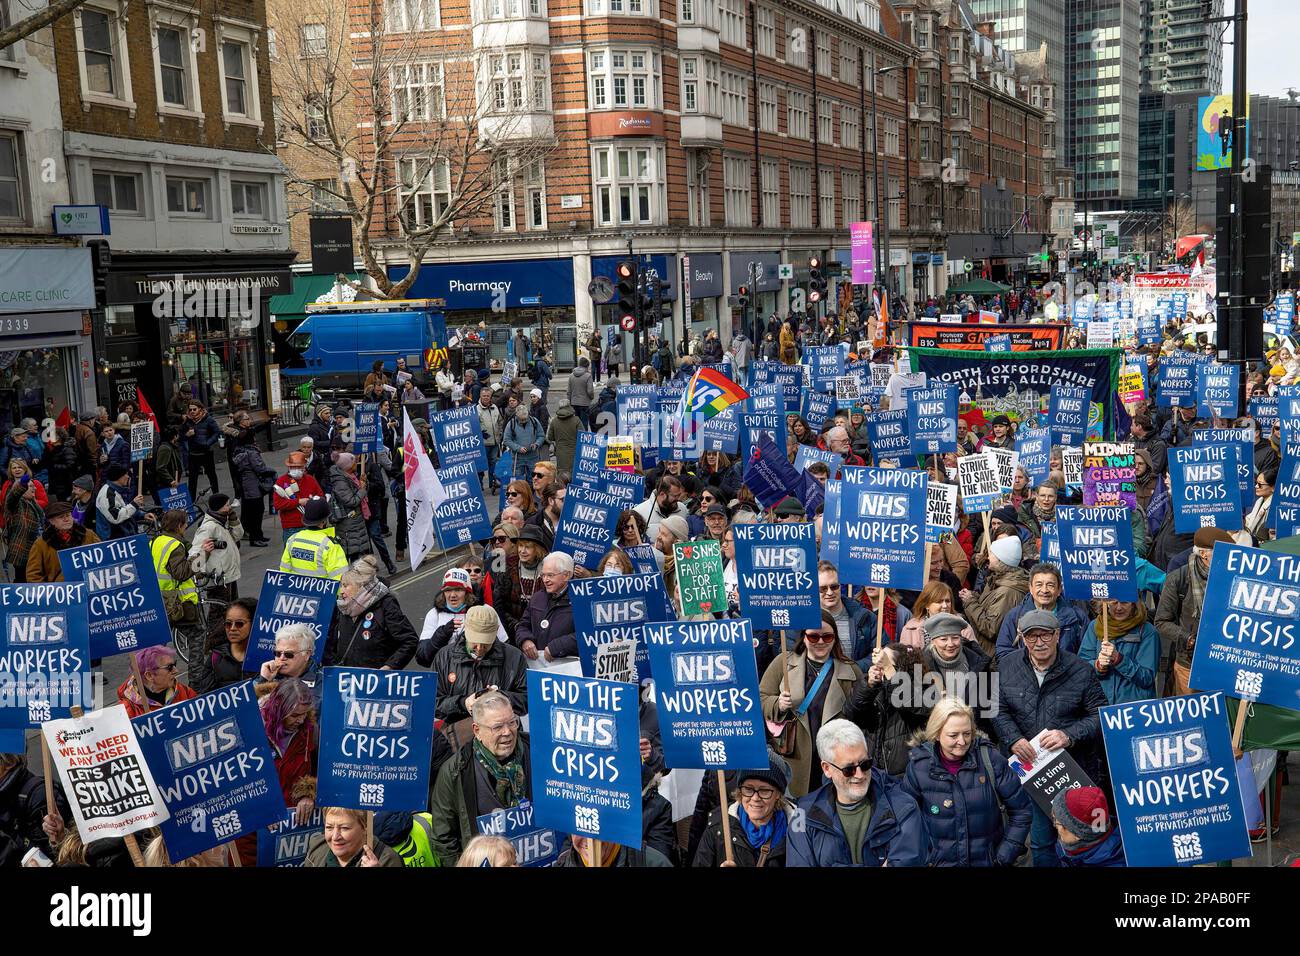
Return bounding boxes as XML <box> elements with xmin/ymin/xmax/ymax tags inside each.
<box><xmin>808</xmin><ymin>256</ymin><xmax>822</xmax><ymax>269</ymax></box>
<box><xmin>809</xmin><ymin>289</ymin><xmax>823</xmax><ymax>303</ymax></box>
<box><xmin>616</xmin><ymin>260</ymin><xmax>636</xmax><ymax>280</ymax></box>
<box><xmin>738</xmin><ymin>285</ymin><xmax>749</xmax><ymax>296</ymax></box>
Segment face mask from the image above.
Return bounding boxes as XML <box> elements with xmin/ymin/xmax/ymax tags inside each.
<box><xmin>603</xmin><ymin>564</ymin><xmax>625</xmax><ymax>577</ymax></box>
<box><xmin>289</xmin><ymin>469</ymin><xmax>304</xmax><ymax>479</ymax></box>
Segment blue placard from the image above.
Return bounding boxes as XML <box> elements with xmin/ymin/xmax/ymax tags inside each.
<box><xmin>1196</xmin><ymin>362</ymin><xmax>1239</xmax><ymax>418</ymax></box>
<box><xmin>642</xmin><ymin>618</ymin><xmax>768</xmax><ymax>770</ymax></box>
<box><xmin>1016</xmin><ymin>426</ymin><xmax>1051</xmax><ymax>486</ymax></box>
<box><xmin>429</xmin><ymin>406</ymin><xmax>487</xmax><ymax>471</ymax></box>
<box><xmin>1170</xmin><ymin>292</ymin><xmax>1189</xmax><ymax>319</ymax></box>
<box><xmin>1048</xmin><ymin>384</ymin><xmax>1090</xmax><ymax>448</ymax></box>
<box><xmin>476</xmin><ymin>801</ymin><xmax>560</xmax><ymax>867</ymax></box>
<box><xmin>256</xmin><ymin>808</ymin><xmax>324</xmax><ymax>867</ymax></box>
<box><xmin>572</xmin><ymin>431</ymin><xmax>610</xmax><ymax>488</ymax></box>
<box><xmin>1169</xmin><ymin>444</ymin><xmax>1242</xmax><ymax>532</ymax></box>
<box><xmin>1192</xmin><ymin>429</ymin><xmax>1254</xmax><ymax>513</ymax></box>
<box><xmin>0</xmin><ymin>583</ymin><xmax>90</xmax><ymax>728</ymax></box>
<box><xmin>655</xmin><ymin>380</ymin><xmax>694</xmax><ymax>462</ymax></box>
<box><xmin>1156</xmin><ymin>351</ymin><xmax>1208</xmax><ymax>407</ymax></box>
<box><xmin>131</xmin><ymin>680</ymin><xmax>284</xmax><ymax>859</ymax></box>
<box><xmin>552</xmin><ymin>484</ymin><xmax>621</xmax><ymax>570</ymax></box>
<box><xmin>793</xmin><ymin>445</ymin><xmax>842</xmax><ymax>475</ymax></box>
<box><xmin>353</xmin><ymin>402</ymin><xmax>383</xmax><ymax>454</ymax></box>
<box><xmin>248</xmin><ymin>569</ymin><xmax>338</xmax><ymax>671</ymax></box>
<box><xmin>526</xmin><ymin>670</ymin><xmax>642</xmax><ymax>848</ymax></box>
<box><xmin>1191</xmin><ymin>544</ymin><xmax>1300</xmax><ymax>708</ymax></box>
<box><xmin>864</xmin><ymin>409</ymin><xmax>911</xmax><ymax>461</ymax></box>
<box><xmin>569</xmin><ymin>572</ymin><xmax>674</xmax><ymax>683</ymax></box>
<box><xmin>984</xmin><ymin>334</ymin><xmax>1012</xmax><ymax>353</ymax></box>
<box><xmin>835</xmin><ymin>467</ymin><xmax>927</xmax><ymax>590</ymax></box>
<box><xmin>741</xmin><ymin>434</ymin><xmax>801</xmax><ymax>510</ymax></box>
<box><xmin>599</xmin><ymin>469</ymin><xmax>646</xmax><ymax>507</ymax></box>
<box><xmin>700</xmin><ymin>403</ymin><xmax>740</xmax><ymax>454</ymax></box>
<box><xmin>1273</xmin><ymin>442</ymin><xmax>1300</xmax><ymax>537</ymax></box>
<box><xmin>433</xmin><ymin>461</ymin><xmax>493</xmax><ymax>549</ymax></box>
<box><xmin>623</xmin><ymin>544</ymin><xmax>660</xmax><ymax>576</ymax></box>
<box><xmin>801</xmin><ymin>390</ymin><xmax>835</xmax><ymax>432</ymax></box>
<box><xmin>1137</xmin><ymin>313</ymin><xmax>1162</xmax><ymax>345</ymax></box>
<box><xmin>156</xmin><ymin>483</ymin><xmax>200</xmax><ymax>525</ymax></box>
<box><xmin>1277</xmin><ymin>385</ymin><xmax>1300</xmax><ymax>449</ymax></box>
<box><xmin>617</xmin><ymin>384</ymin><xmax>658</xmax><ymax>469</ymax></box>
<box><xmin>732</xmin><ymin>522</ymin><xmax>820</xmax><ymax>630</ymax></box>
<box><xmin>1248</xmin><ymin>395</ymin><xmax>1278</xmax><ymax>430</ymax></box>
<box><xmin>745</xmin><ymin>382</ymin><xmax>783</xmax><ymax>416</ymax></box>
<box><xmin>1100</xmin><ymin>692</ymin><xmax>1250</xmax><ymax>867</ymax></box>
<box><xmin>57</xmin><ymin>534</ymin><xmax>170</xmax><ymax>660</ymax></box>
<box><xmin>740</xmin><ymin>412</ymin><xmax>787</xmax><ymax>465</ymax></box>
<box><xmin>317</xmin><ymin>667</ymin><xmax>437</xmax><ymax>812</ymax></box>
<box><xmin>1276</xmin><ymin>292</ymin><xmax>1295</xmax><ymax>337</ymax></box>
<box><xmin>1039</xmin><ymin>521</ymin><xmax>1060</xmax><ymax>565</ymax></box>
<box><xmin>1055</xmin><ymin>505</ymin><xmax>1137</xmax><ymax>602</ymax></box>
<box><xmin>906</xmin><ymin>383</ymin><xmax>958</xmax><ymax>455</ymax></box>
<box><xmin>819</xmin><ymin>479</ymin><xmax>842</xmax><ymax>565</ymax></box>
<box><xmin>804</xmin><ymin>346</ymin><xmax>844</xmax><ymax>392</ymax></box>
<box><xmin>747</xmin><ymin>361</ymin><xmax>802</xmax><ymax>412</ymax></box>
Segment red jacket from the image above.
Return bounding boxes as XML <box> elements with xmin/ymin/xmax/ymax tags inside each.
<box><xmin>272</xmin><ymin>473</ymin><xmax>324</xmax><ymax>530</ymax></box>
<box><xmin>116</xmin><ymin>675</ymin><xmax>198</xmax><ymax>719</ymax></box>
<box><xmin>273</xmin><ymin>722</ymin><xmax>318</xmax><ymax>805</ymax></box>
<box><xmin>0</xmin><ymin>479</ymin><xmax>46</xmax><ymax>528</ymax></box>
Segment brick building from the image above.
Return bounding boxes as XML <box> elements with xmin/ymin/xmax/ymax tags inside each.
<box><xmin>50</xmin><ymin>0</ymin><xmax>293</xmax><ymax>420</ymax></box>
<box><xmin>335</xmin><ymin>0</ymin><xmax>913</xmax><ymax>368</ymax></box>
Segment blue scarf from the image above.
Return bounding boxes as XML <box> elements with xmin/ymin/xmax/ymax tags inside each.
<box><xmin>735</xmin><ymin>806</ymin><xmax>788</xmax><ymax>853</ymax></box>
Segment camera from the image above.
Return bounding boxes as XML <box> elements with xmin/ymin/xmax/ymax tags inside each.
<box><xmin>213</xmin><ymin>540</ymin><xmax>228</xmax><ymax>550</ymax></box>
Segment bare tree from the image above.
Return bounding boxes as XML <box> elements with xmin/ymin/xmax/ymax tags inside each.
<box><xmin>268</xmin><ymin>0</ymin><xmax>555</xmax><ymax>299</ymax></box>
<box><xmin>0</xmin><ymin>0</ymin><xmax>93</xmax><ymax>51</ymax></box>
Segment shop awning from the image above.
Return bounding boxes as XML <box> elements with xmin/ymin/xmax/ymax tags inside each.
<box><xmin>268</xmin><ymin>273</ymin><xmax>360</xmax><ymax>322</ymax></box>
<box><xmin>944</xmin><ymin>278</ymin><xmax>1013</xmax><ymax>295</ymax></box>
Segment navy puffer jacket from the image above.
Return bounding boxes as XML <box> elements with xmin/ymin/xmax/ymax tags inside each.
<box><xmin>786</xmin><ymin>770</ymin><xmax>928</xmax><ymax>867</ymax></box>
<box><xmin>900</xmin><ymin>738</ymin><xmax>1033</xmax><ymax>867</ymax></box>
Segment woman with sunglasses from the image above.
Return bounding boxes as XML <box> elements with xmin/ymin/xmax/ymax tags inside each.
<box><xmin>1245</xmin><ymin>467</ymin><xmax>1277</xmax><ymax>544</ymax></box>
<box><xmin>190</xmin><ymin>597</ymin><xmax>258</xmax><ymax>693</ymax></box>
<box><xmin>116</xmin><ymin>644</ymin><xmax>198</xmax><ymax>718</ymax></box>
<box><xmin>759</xmin><ymin>610</ymin><xmax>863</xmax><ymax>798</ymax></box>
<box><xmin>504</xmin><ymin>480</ymin><xmax>536</xmax><ymax>517</ymax></box>
<box><xmin>696</xmin><ymin>451</ymin><xmax>740</xmax><ymax>502</ymax></box>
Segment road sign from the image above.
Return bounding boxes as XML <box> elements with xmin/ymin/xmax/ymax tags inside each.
<box><xmin>620</xmin><ymin>314</ymin><xmax>636</xmax><ymax>332</ymax></box>
<box><xmin>588</xmin><ymin>276</ymin><xmax>614</xmax><ymax>304</ymax></box>
<box><xmin>520</xmin><ymin>295</ymin><xmax>541</xmax><ymax>306</ymax></box>
<box><xmin>778</xmin><ymin>264</ymin><xmax>794</xmax><ymax>280</ymax></box>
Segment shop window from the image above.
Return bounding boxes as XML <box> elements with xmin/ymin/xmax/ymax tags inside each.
<box><xmin>0</xmin><ymin>348</ymin><xmax>75</xmax><ymax>437</ymax></box>
<box><xmin>168</xmin><ymin>314</ymin><xmax>260</xmax><ymax>414</ymax></box>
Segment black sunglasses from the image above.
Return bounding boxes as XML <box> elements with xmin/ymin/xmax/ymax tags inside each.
<box><xmin>828</xmin><ymin>758</ymin><xmax>872</xmax><ymax>777</ymax></box>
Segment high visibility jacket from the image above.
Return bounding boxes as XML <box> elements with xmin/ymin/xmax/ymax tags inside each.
<box><xmin>152</xmin><ymin>534</ymin><xmax>198</xmax><ymax>604</ymax></box>
<box><xmin>278</xmin><ymin>526</ymin><xmax>347</xmax><ymax>580</ymax></box>
<box><xmin>393</xmin><ymin>813</ymin><xmax>442</xmax><ymax>867</ymax></box>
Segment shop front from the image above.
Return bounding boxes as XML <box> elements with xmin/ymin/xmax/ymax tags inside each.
<box><xmin>0</xmin><ymin>246</ymin><xmax>97</xmax><ymax>430</ymax></box>
<box><xmin>682</xmin><ymin>253</ymin><xmax>724</xmax><ymax>342</ymax></box>
<box><xmin>391</xmin><ymin>256</ymin><xmax>577</xmax><ymax>369</ymax></box>
<box><xmin>728</xmin><ymin>251</ymin><xmax>782</xmax><ymax>341</ymax></box>
<box><xmin>101</xmin><ymin>255</ymin><xmax>295</xmax><ymax>424</ymax></box>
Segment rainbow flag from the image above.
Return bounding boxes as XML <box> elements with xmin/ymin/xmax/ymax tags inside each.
<box><xmin>672</xmin><ymin>366</ymin><xmax>750</xmax><ymax>442</ymax></box>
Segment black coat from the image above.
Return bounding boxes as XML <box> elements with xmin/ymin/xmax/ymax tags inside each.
<box><xmin>190</xmin><ymin>638</ymin><xmax>250</xmax><ymax>694</ymax></box>
<box><xmin>0</xmin><ymin>765</ymin><xmax>69</xmax><ymax>867</ymax></box>
<box><xmin>324</xmin><ymin>592</ymin><xmax>418</xmax><ymax>670</ymax></box>
<box><xmin>992</xmin><ymin>649</ymin><xmax>1109</xmax><ymax>782</ymax></box>
<box><xmin>45</xmin><ymin>443</ymin><xmax>78</xmax><ymax>501</ymax></box>
<box><xmin>844</xmin><ymin>673</ymin><xmax>932</xmax><ymax>777</ymax></box>
<box><xmin>692</xmin><ymin>805</ymin><xmax>790</xmax><ymax>867</ymax></box>
<box><xmin>515</xmin><ymin>586</ymin><xmax>576</xmax><ymax>658</ymax></box>
<box><xmin>430</xmin><ymin>639</ymin><xmax>528</xmax><ymax>722</ymax></box>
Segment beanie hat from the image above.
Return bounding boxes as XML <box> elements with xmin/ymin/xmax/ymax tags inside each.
<box><xmin>208</xmin><ymin>493</ymin><xmax>231</xmax><ymax>512</ymax></box>
<box><xmin>989</xmin><ymin>534</ymin><xmax>1023</xmax><ymax>568</ymax></box>
<box><xmin>105</xmin><ymin>464</ymin><xmax>129</xmax><ymax>482</ymax></box>
<box><xmin>1051</xmin><ymin>786</ymin><xmax>1111</xmax><ymax>840</ymax></box>
<box><xmin>1193</xmin><ymin>526</ymin><xmax>1234</xmax><ymax>549</ymax></box>
<box><xmin>773</xmin><ymin>496</ymin><xmax>807</xmax><ymax>518</ymax></box>
<box><xmin>923</xmin><ymin>612</ymin><xmax>967</xmax><ymax>640</ymax></box>
<box><xmin>335</xmin><ymin>452</ymin><xmax>355</xmax><ymax>471</ymax></box>
<box><xmin>991</xmin><ymin>505</ymin><xmax>1019</xmax><ymax>526</ymax></box>
<box><xmin>736</xmin><ymin>758</ymin><xmax>788</xmax><ymax>796</ymax></box>
<box><xmin>464</xmin><ymin>605</ymin><xmax>500</xmax><ymax>643</ymax></box>
<box><xmin>660</xmin><ymin>514</ymin><xmax>690</xmax><ymax>543</ymax></box>
<box><xmin>442</xmin><ymin>568</ymin><xmax>472</xmax><ymax>591</ymax></box>
<box><xmin>301</xmin><ymin>496</ymin><xmax>330</xmax><ymax>525</ymax></box>
<box><xmin>72</xmin><ymin>474</ymin><xmax>94</xmax><ymax>492</ymax></box>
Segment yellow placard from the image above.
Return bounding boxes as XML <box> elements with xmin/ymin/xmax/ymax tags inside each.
<box><xmin>605</xmin><ymin>439</ymin><xmax>636</xmax><ymax>472</ymax></box>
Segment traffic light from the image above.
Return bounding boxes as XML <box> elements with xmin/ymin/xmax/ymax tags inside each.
<box><xmin>87</xmin><ymin>239</ymin><xmax>111</xmax><ymax>307</ymax></box>
<box><xmin>736</xmin><ymin>284</ymin><xmax>750</xmax><ymax>309</ymax></box>
<box><xmin>808</xmin><ymin>256</ymin><xmax>826</xmax><ymax>304</ymax></box>
<box><xmin>638</xmin><ymin>274</ymin><xmax>656</xmax><ymax>324</ymax></box>
<box><xmin>616</xmin><ymin>258</ymin><xmax>638</xmax><ymax>328</ymax></box>
<box><xmin>654</xmin><ymin>280</ymin><xmax>673</xmax><ymax>324</ymax></box>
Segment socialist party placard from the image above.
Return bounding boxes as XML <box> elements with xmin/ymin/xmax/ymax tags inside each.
<box><xmin>643</xmin><ymin>618</ymin><xmax>768</xmax><ymax>770</ymax></box>
<box><xmin>906</xmin><ymin>383</ymin><xmax>958</xmax><ymax>455</ymax></box>
<box><xmin>926</xmin><ymin>481</ymin><xmax>959</xmax><ymax>543</ymax></box>
<box><xmin>429</xmin><ymin>405</ymin><xmax>488</xmax><ymax>471</ymax></box>
<box><xmin>1100</xmin><ymin>692</ymin><xmax>1251</xmax><ymax>867</ymax></box>
<box><xmin>256</xmin><ymin>807</ymin><xmax>324</xmax><ymax>867</ymax></box>
<box><xmin>1191</xmin><ymin>543</ymin><xmax>1300</xmax><ymax>708</ymax></box>
<box><xmin>526</xmin><ymin>671</ymin><xmax>642</xmax><ymax>848</ymax></box>
<box><xmin>1055</xmin><ymin>506</ymin><xmax>1137</xmax><ymax>602</ymax></box>
<box><xmin>131</xmin><ymin>680</ymin><xmax>284</xmax><ymax>861</ymax></box>
<box><xmin>1169</xmin><ymin>444</ymin><xmax>1242</xmax><ymax>532</ymax></box>
<box><xmin>57</xmin><ymin>534</ymin><xmax>170</xmax><ymax>660</ymax></box>
<box><xmin>732</xmin><ymin>522</ymin><xmax>820</xmax><ymax>630</ymax></box>
<box><xmin>0</xmin><ymin>583</ymin><xmax>90</xmax><ymax>728</ymax></box>
<box><xmin>41</xmin><ymin>703</ymin><xmax>168</xmax><ymax>842</ymax></box>
<box><xmin>317</xmin><ymin>667</ymin><xmax>437</xmax><ymax>812</ymax></box>
<box><xmin>552</xmin><ymin>484</ymin><xmax>621</xmax><ymax>570</ymax></box>
<box><xmin>433</xmin><ymin>461</ymin><xmax>494</xmax><ymax>549</ymax></box>
<box><xmin>247</xmin><ymin>570</ymin><xmax>338</xmax><ymax>671</ymax></box>
<box><xmin>1049</xmin><ymin>384</ymin><xmax>1090</xmax><ymax>447</ymax></box>
<box><xmin>836</xmin><ymin>467</ymin><xmax>927</xmax><ymax>590</ymax></box>
<box><xmin>957</xmin><ymin>452</ymin><xmax>1001</xmax><ymax>513</ymax></box>
<box><xmin>569</xmin><ymin>572</ymin><xmax>674</xmax><ymax>683</ymax></box>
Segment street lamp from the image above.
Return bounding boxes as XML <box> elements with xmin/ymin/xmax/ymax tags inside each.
<box><xmin>870</xmin><ymin>62</ymin><xmax>908</xmax><ymax>301</ymax></box>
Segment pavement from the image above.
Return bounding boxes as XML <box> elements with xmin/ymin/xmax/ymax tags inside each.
<box><xmin>15</xmin><ymin>367</ymin><xmax>1300</xmax><ymax>867</ymax></box>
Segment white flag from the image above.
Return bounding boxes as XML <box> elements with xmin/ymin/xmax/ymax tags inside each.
<box><xmin>403</xmin><ymin>408</ymin><xmax>447</xmax><ymax>571</ymax></box>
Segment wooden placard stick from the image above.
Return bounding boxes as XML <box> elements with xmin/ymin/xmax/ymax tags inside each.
<box><xmin>875</xmin><ymin>588</ymin><xmax>886</xmax><ymax>650</ymax></box>
<box><xmin>717</xmin><ymin>770</ymin><xmax>735</xmax><ymax>865</ymax></box>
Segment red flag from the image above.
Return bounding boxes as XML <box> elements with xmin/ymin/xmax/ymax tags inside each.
<box><xmin>55</xmin><ymin>407</ymin><xmax>72</xmax><ymax>429</ymax></box>
<box><xmin>136</xmin><ymin>388</ymin><xmax>159</xmax><ymax>431</ymax></box>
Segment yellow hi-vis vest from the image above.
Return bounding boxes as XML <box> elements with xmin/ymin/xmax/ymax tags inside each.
<box><xmin>152</xmin><ymin>535</ymin><xmax>198</xmax><ymax>604</ymax></box>
<box><xmin>278</xmin><ymin>527</ymin><xmax>347</xmax><ymax>580</ymax></box>
<box><xmin>393</xmin><ymin>813</ymin><xmax>441</xmax><ymax>867</ymax></box>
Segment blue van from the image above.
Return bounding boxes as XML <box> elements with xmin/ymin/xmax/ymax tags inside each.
<box><xmin>282</xmin><ymin>301</ymin><xmax>448</xmax><ymax>391</ymax></box>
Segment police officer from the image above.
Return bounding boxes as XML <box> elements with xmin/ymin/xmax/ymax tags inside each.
<box><xmin>278</xmin><ymin>496</ymin><xmax>347</xmax><ymax>581</ymax></box>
